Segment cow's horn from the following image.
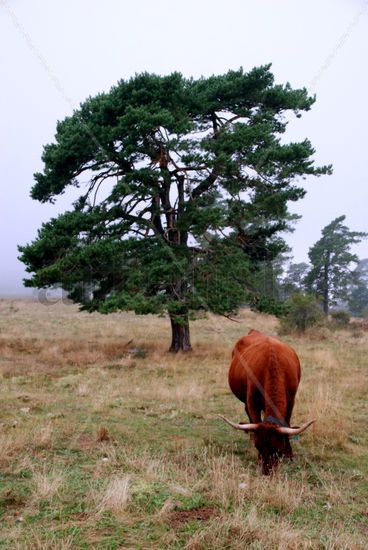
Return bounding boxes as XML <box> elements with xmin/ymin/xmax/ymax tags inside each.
<box><xmin>277</xmin><ymin>419</ymin><xmax>316</xmax><ymax>436</ymax></box>
<box><xmin>218</xmin><ymin>414</ymin><xmax>259</xmax><ymax>431</ymax></box>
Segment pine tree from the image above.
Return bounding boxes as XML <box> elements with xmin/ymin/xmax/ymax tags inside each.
<box><xmin>306</xmin><ymin>216</ymin><xmax>367</xmax><ymax>315</ymax></box>
<box><xmin>281</xmin><ymin>262</ymin><xmax>309</xmax><ymax>299</ymax></box>
<box><xmin>348</xmin><ymin>260</ymin><xmax>368</xmax><ymax>317</ymax></box>
<box><xmin>19</xmin><ymin>67</ymin><xmax>331</xmax><ymax>350</ymax></box>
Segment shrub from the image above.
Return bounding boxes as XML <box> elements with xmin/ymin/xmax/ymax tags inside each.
<box><xmin>330</xmin><ymin>310</ymin><xmax>350</xmax><ymax>327</ymax></box>
<box><xmin>279</xmin><ymin>293</ymin><xmax>323</xmax><ymax>333</ymax></box>
<box><xmin>250</xmin><ymin>295</ymin><xmax>290</xmax><ymax>318</ymax></box>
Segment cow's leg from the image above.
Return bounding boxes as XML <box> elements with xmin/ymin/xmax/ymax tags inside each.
<box><xmin>244</xmin><ymin>406</ymin><xmax>255</xmax><ymax>443</ymax></box>
<box><xmin>284</xmin><ymin>398</ymin><xmax>296</xmax><ymax>461</ymax></box>
<box><xmin>285</xmin><ymin>397</ymin><xmax>295</xmax><ymax>425</ymax></box>
<box><xmin>245</xmin><ymin>396</ymin><xmax>261</xmax><ymax>444</ymax></box>
<box><xmin>284</xmin><ymin>437</ymin><xmax>294</xmax><ymax>461</ymax></box>
<box><xmin>244</xmin><ymin>404</ymin><xmax>251</xmax><ymax>422</ymax></box>
<box><xmin>246</xmin><ymin>396</ymin><xmax>262</xmax><ymax>424</ymax></box>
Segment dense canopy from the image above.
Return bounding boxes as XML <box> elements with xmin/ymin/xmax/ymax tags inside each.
<box><xmin>19</xmin><ymin>66</ymin><xmax>331</xmax><ymax>350</ymax></box>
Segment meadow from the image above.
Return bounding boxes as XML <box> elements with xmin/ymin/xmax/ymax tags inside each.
<box><xmin>0</xmin><ymin>299</ymin><xmax>367</xmax><ymax>549</ymax></box>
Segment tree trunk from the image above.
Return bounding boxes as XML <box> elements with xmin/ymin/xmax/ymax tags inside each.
<box><xmin>323</xmin><ymin>262</ymin><xmax>329</xmax><ymax>316</ymax></box>
<box><xmin>323</xmin><ymin>292</ymin><xmax>329</xmax><ymax>316</ymax></box>
<box><xmin>169</xmin><ymin>313</ymin><xmax>192</xmax><ymax>352</ymax></box>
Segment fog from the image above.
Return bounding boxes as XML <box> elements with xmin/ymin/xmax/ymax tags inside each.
<box><xmin>1</xmin><ymin>0</ymin><xmax>367</xmax><ymax>295</ymax></box>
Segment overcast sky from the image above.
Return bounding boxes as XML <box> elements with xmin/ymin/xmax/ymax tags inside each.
<box><xmin>1</xmin><ymin>0</ymin><xmax>367</xmax><ymax>296</ymax></box>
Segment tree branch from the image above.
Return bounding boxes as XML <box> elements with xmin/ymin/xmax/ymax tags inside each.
<box><xmin>191</xmin><ymin>169</ymin><xmax>219</xmax><ymax>199</ymax></box>
<box><xmin>220</xmin><ymin>313</ymin><xmax>242</xmax><ymax>323</ymax></box>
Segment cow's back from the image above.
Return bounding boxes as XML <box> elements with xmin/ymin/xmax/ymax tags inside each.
<box><xmin>228</xmin><ymin>330</ymin><xmax>300</xmax><ymax>405</ymax></box>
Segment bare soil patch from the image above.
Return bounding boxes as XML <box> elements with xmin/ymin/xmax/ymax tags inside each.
<box><xmin>168</xmin><ymin>507</ymin><xmax>218</xmax><ymax>528</ymax></box>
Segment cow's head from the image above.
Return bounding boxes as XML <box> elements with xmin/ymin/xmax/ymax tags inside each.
<box><xmin>219</xmin><ymin>415</ymin><xmax>316</xmax><ymax>475</ymax></box>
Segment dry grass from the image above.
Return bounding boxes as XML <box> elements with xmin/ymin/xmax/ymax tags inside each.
<box><xmin>30</xmin><ymin>466</ymin><xmax>64</xmax><ymax>501</ymax></box>
<box><xmin>0</xmin><ymin>299</ymin><xmax>367</xmax><ymax>548</ymax></box>
<box><xmin>92</xmin><ymin>476</ymin><xmax>131</xmax><ymax>517</ymax></box>
<box><xmin>182</xmin><ymin>507</ymin><xmax>307</xmax><ymax>550</ymax></box>
<box><xmin>0</xmin><ymin>431</ymin><xmax>30</xmax><ymax>467</ymax></box>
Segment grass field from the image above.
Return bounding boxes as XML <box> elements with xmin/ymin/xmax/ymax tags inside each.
<box><xmin>0</xmin><ymin>299</ymin><xmax>367</xmax><ymax>549</ymax></box>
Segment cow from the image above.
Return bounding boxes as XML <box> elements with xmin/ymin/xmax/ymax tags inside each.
<box><xmin>219</xmin><ymin>329</ymin><xmax>315</xmax><ymax>475</ymax></box>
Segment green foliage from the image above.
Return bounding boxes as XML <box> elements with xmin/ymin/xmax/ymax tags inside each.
<box><xmin>330</xmin><ymin>310</ymin><xmax>351</xmax><ymax>327</ymax></box>
<box><xmin>191</xmin><ymin>237</ymin><xmax>252</xmax><ymax>315</ymax></box>
<box><xmin>306</xmin><ymin>216</ymin><xmax>367</xmax><ymax>315</ymax></box>
<box><xmin>279</xmin><ymin>293</ymin><xmax>323</xmax><ymax>332</ymax></box>
<box><xmin>19</xmin><ymin>68</ymin><xmax>331</xmax><ymax>333</ymax></box>
<box><xmin>348</xmin><ymin>260</ymin><xmax>368</xmax><ymax>317</ymax></box>
<box><xmin>251</xmin><ymin>294</ymin><xmax>290</xmax><ymax>317</ymax></box>
<box><xmin>251</xmin><ymin>252</ymin><xmax>287</xmax><ymax>295</ymax></box>
<box><xmin>281</xmin><ymin>261</ymin><xmax>309</xmax><ymax>299</ymax></box>
<box><xmin>348</xmin><ymin>284</ymin><xmax>368</xmax><ymax>317</ymax></box>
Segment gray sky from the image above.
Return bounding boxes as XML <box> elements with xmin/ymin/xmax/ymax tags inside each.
<box><xmin>1</xmin><ymin>0</ymin><xmax>367</xmax><ymax>295</ymax></box>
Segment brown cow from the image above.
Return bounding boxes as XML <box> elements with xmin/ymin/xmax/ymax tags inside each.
<box><xmin>219</xmin><ymin>329</ymin><xmax>315</xmax><ymax>475</ymax></box>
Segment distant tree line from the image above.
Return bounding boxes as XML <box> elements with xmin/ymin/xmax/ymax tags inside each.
<box><xmin>252</xmin><ymin>215</ymin><xmax>368</xmax><ymax>320</ymax></box>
